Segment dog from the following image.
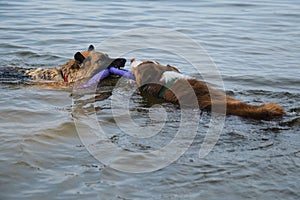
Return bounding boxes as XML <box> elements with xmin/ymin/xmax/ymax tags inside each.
<box><xmin>0</xmin><ymin>45</ymin><xmax>126</xmax><ymax>86</ymax></box>
<box><xmin>131</xmin><ymin>59</ymin><xmax>285</xmax><ymax>120</ymax></box>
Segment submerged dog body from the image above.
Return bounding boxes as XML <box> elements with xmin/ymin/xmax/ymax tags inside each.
<box><xmin>131</xmin><ymin>59</ymin><xmax>285</xmax><ymax>120</ymax></box>
<box><xmin>0</xmin><ymin>45</ymin><xmax>126</xmax><ymax>85</ymax></box>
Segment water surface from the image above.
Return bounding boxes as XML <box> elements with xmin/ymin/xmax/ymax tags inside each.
<box><xmin>1</xmin><ymin>0</ymin><xmax>300</xmax><ymax>199</ymax></box>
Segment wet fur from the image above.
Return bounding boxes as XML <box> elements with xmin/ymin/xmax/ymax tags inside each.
<box><xmin>0</xmin><ymin>45</ymin><xmax>126</xmax><ymax>86</ymax></box>
<box><xmin>132</xmin><ymin>61</ymin><xmax>285</xmax><ymax>120</ymax></box>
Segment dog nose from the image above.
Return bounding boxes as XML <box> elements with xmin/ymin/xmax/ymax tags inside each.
<box><xmin>117</xmin><ymin>58</ymin><xmax>126</xmax><ymax>67</ymax></box>
<box><xmin>109</xmin><ymin>58</ymin><xmax>126</xmax><ymax>69</ymax></box>
<box><xmin>130</xmin><ymin>58</ymin><xmax>135</xmax><ymax>64</ymax></box>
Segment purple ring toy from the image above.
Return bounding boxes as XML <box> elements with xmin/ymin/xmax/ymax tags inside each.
<box><xmin>109</xmin><ymin>67</ymin><xmax>135</xmax><ymax>80</ymax></box>
<box><xmin>77</xmin><ymin>67</ymin><xmax>135</xmax><ymax>88</ymax></box>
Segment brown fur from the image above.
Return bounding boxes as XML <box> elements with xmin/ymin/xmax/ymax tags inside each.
<box><xmin>132</xmin><ymin>61</ymin><xmax>285</xmax><ymax>120</ymax></box>
<box><xmin>25</xmin><ymin>48</ymin><xmax>94</xmax><ymax>82</ymax></box>
<box><xmin>2</xmin><ymin>45</ymin><xmax>126</xmax><ymax>86</ymax></box>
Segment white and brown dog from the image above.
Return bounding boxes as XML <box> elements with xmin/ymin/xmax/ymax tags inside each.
<box><xmin>131</xmin><ymin>59</ymin><xmax>285</xmax><ymax>120</ymax></box>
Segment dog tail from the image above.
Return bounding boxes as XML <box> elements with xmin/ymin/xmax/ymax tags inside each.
<box><xmin>226</xmin><ymin>101</ymin><xmax>285</xmax><ymax>120</ymax></box>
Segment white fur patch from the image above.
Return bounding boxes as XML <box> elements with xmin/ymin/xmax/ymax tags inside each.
<box><xmin>160</xmin><ymin>71</ymin><xmax>189</xmax><ymax>84</ymax></box>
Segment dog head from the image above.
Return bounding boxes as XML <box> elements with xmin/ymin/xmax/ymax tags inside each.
<box><xmin>65</xmin><ymin>45</ymin><xmax>126</xmax><ymax>82</ymax></box>
<box><xmin>130</xmin><ymin>58</ymin><xmax>180</xmax><ymax>87</ymax></box>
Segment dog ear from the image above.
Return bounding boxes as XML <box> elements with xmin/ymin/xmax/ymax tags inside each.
<box><xmin>88</xmin><ymin>45</ymin><xmax>95</xmax><ymax>51</ymax></box>
<box><xmin>166</xmin><ymin>64</ymin><xmax>180</xmax><ymax>73</ymax></box>
<box><xmin>74</xmin><ymin>52</ymin><xmax>85</xmax><ymax>63</ymax></box>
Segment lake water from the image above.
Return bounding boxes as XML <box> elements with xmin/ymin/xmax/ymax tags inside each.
<box><xmin>1</xmin><ymin>0</ymin><xmax>300</xmax><ymax>199</ymax></box>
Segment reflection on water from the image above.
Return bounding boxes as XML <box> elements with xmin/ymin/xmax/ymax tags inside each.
<box><xmin>1</xmin><ymin>0</ymin><xmax>300</xmax><ymax>199</ymax></box>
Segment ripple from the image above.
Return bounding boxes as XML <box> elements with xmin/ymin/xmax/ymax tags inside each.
<box><xmin>1</xmin><ymin>0</ymin><xmax>300</xmax><ymax>199</ymax></box>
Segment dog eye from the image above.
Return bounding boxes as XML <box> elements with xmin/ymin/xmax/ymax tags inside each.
<box><xmin>99</xmin><ymin>54</ymin><xmax>109</xmax><ymax>60</ymax></box>
<box><xmin>97</xmin><ymin>56</ymin><xmax>104</xmax><ymax>61</ymax></box>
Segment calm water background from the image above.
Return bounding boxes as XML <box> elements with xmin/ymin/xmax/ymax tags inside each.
<box><xmin>1</xmin><ymin>0</ymin><xmax>300</xmax><ymax>199</ymax></box>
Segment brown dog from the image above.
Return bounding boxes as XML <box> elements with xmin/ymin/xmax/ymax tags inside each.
<box><xmin>0</xmin><ymin>45</ymin><xmax>126</xmax><ymax>85</ymax></box>
<box><xmin>131</xmin><ymin>59</ymin><xmax>285</xmax><ymax>120</ymax></box>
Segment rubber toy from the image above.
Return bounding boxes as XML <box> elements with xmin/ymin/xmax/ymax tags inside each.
<box><xmin>77</xmin><ymin>67</ymin><xmax>135</xmax><ymax>88</ymax></box>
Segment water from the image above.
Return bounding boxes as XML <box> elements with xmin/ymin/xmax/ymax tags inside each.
<box><xmin>1</xmin><ymin>0</ymin><xmax>300</xmax><ymax>199</ymax></box>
